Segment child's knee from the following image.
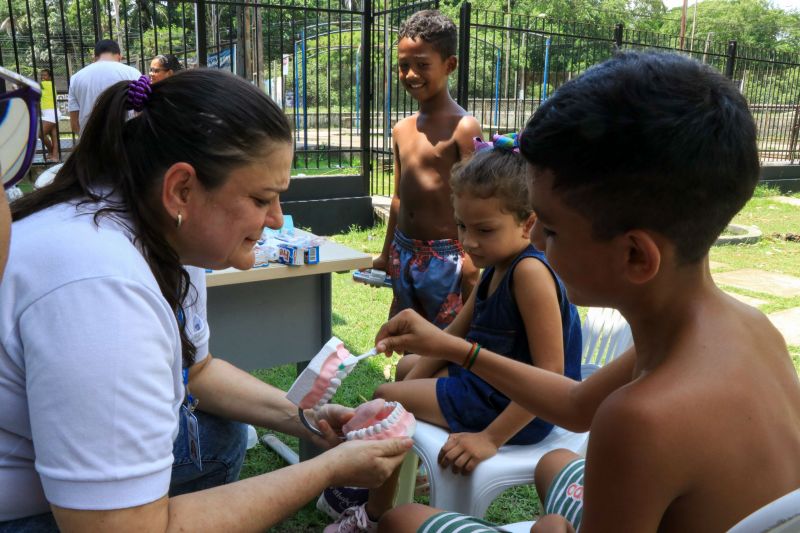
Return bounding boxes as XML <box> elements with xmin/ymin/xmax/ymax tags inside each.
<box><xmin>373</xmin><ymin>382</ymin><xmax>396</xmax><ymax>400</ymax></box>
<box><xmin>535</xmin><ymin>448</ymin><xmax>579</xmax><ymax>501</ymax></box>
<box><xmin>395</xmin><ymin>354</ymin><xmax>420</xmax><ymax>381</ymax></box>
<box><xmin>377</xmin><ymin>503</ymin><xmax>430</xmax><ymax>532</ymax></box>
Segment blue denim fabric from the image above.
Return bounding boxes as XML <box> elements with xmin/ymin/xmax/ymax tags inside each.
<box><xmin>436</xmin><ymin>244</ymin><xmax>583</xmax><ymax>445</ymax></box>
<box><xmin>0</xmin><ymin>411</ymin><xmax>247</xmax><ymax>530</ymax></box>
<box><xmin>0</xmin><ymin>513</ymin><xmax>58</xmax><ymax>533</ymax></box>
<box><xmin>169</xmin><ymin>409</ymin><xmax>248</xmax><ymax>497</ymax></box>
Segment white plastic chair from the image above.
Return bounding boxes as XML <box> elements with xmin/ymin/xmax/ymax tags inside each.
<box><xmin>394</xmin><ymin>307</ymin><xmax>632</xmax><ymax>518</ymax></box>
<box><xmin>501</xmin><ymin>487</ymin><xmax>800</xmax><ymax>532</ymax></box>
<box><xmin>727</xmin><ymin>488</ymin><xmax>800</xmax><ymax>533</ymax></box>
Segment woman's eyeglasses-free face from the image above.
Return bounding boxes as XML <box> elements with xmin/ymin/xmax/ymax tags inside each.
<box><xmin>0</xmin><ymin>67</ymin><xmax>41</xmax><ymax>190</ymax></box>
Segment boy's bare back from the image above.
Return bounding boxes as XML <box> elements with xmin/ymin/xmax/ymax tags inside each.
<box><xmin>586</xmin><ymin>290</ymin><xmax>800</xmax><ymax>531</ymax></box>
<box><xmin>393</xmin><ymin>106</ymin><xmax>480</xmax><ymax>241</ymax></box>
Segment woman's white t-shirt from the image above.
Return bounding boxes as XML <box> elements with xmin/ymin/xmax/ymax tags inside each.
<box><xmin>0</xmin><ymin>200</ymin><xmax>209</xmax><ymax>520</ymax></box>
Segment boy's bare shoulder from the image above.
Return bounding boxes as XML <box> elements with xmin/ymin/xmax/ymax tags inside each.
<box><xmin>453</xmin><ymin>113</ymin><xmax>482</xmax><ymax>141</ymax></box>
<box><xmin>392</xmin><ymin>114</ymin><xmax>418</xmax><ymax>138</ymax></box>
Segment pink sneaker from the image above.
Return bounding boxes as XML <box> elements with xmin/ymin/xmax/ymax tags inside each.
<box><xmin>323</xmin><ymin>504</ymin><xmax>378</xmax><ymax>533</ymax></box>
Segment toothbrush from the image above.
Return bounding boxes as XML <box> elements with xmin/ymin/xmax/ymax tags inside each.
<box><xmin>339</xmin><ymin>347</ymin><xmax>379</xmax><ymax>369</ymax></box>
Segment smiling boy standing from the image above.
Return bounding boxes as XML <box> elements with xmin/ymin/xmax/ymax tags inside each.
<box><xmin>317</xmin><ymin>11</ymin><xmax>483</xmax><ymax>526</ymax></box>
<box><xmin>373</xmin><ymin>10</ymin><xmax>482</xmax><ymax>329</ymax></box>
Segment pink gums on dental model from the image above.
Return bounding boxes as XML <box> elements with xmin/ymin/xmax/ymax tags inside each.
<box><xmin>286</xmin><ymin>337</ymin><xmax>354</xmax><ymax>410</ymax></box>
<box><xmin>342</xmin><ymin>399</ymin><xmax>416</xmax><ymax>441</ymax></box>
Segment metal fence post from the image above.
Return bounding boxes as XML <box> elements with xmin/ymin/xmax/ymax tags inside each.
<box><xmin>614</xmin><ymin>23</ymin><xmax>623</xmax><ymax>50</ymax></box>
<box><xmin>456</xmin><ymin>1</ymin><xmax>471</xmax><ymax>110</ymax></box>
<box><xmin>92</xmin><ymin>0</ymin><xmax>102</xmax><ymax>41</ymax></box>
<box><xmin>196</xmin><ymin>0</ymin><xmax>208</xmax><ymax>67</ymax></box>
<box><xmin>361</xmin><ymin>0</ymin><xmax>372</xmax><ymax>196</ymax></box>
<box><xmin>725</xmin><ymin>40</ymin><xmax>737</xmax><ymax>80</ymax></box>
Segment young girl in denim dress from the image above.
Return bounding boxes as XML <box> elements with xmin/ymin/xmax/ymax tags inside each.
<box><xmin>322</xmin><ymin>134</ymin><xmax>583</xmax><ymax>532</ymax></box>
<box><xmin>395</xmin><ymin>133</ymin><xmax>583</xmax><ymax>471</ymax></box>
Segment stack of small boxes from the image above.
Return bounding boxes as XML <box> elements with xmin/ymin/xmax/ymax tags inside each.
<box><xmin>254</xmin><ymin>215</ymin><xmax>321</xmax><ymax>267</ymax></box>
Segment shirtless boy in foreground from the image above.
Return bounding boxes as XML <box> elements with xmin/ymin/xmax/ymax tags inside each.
<box><xmin>373</xmin><ymin>9</ymin><xmax>482</xmax><ymax>328</ymax></box>
<box><xmin>375</xmin><ymin>51</ymin><xmax>800</xmax><ymax>532</ymax></box>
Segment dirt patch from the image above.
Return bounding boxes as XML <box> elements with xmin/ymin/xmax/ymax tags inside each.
<box><xmin>772</xmin><ymin>233</ymin><xmax>800</xmax><ymax>242</ymax></box>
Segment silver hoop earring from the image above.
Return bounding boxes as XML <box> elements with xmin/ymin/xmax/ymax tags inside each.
<box><xmin>176</xmin><ymin>212</ymin><xmax>182</xmax><ymax>229</ymax></box>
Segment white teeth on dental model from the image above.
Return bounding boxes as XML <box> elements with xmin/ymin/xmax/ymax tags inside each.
<box><xmin>336</xmin><ymin>371</ymin><xmax>347</xmax><ymax>379</ymax></box>
<box><xmin>373</xmin><ymin>423</ymin><xmax>382</xmax><ymax>433</ymax></box>
<box><xmin>381</xmin><ymin>420</ymin><xmax>390</xmax><ymax>429</ymax></box>
<box><xmin>330</xmin><ymin>378</ymin><xmax>341</xmax><ymax>387</ymax></box>
<box><xmin>366</xmin><ymin>426</ymin><xmax>375</xmax><ymax>436</ymax></box>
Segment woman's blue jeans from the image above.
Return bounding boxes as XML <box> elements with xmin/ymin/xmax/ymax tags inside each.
<box><xmin>0</xmin><ymin>410</ymin><xmax>247</xmax><ymax>531</ymax></box>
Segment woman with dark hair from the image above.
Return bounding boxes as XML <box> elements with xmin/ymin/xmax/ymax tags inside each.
<box><xmin>149</xmin><ymin>53</ymin><xmax>183</xmax><ymax>83</ymax></box>
<box><xmin>0</xmin><ymin>69</ymin><xmax>410</xmax><ymax>532</ymax></box>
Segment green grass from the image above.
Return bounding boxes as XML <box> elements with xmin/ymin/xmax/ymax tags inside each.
<box><xmin>710</xmin><ymin>190</ymin><xmax>800</xmax><ymax>317</ymax></box>
<box><xmin>292</xmin><ymin>154</ymin><xmax>361</xmax><ymax>177</ymax></box>
<box><xmin>241</xmin><ymin>190</ymin><xmax>800</xmax><ymax>530</ymax></box>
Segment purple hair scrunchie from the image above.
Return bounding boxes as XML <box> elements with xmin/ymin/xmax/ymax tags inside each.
<box><xmin>126</xmin><ymin>75</ymin><xmax>152</xmax><ymax>112</ymax></box>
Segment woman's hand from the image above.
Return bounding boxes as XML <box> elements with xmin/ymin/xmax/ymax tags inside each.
<box><xmin>305</xmin><ymin>403</ymin><xmax>355</xmax><ymax>448</ymax></box>
<box><xmin>323</xmin><ymin>437</ymin><xmax>413</xmax><ymax>488</ymax></box>
<box><xmin>438</xmin><ymin>432</ymin><xmax>499</xmax><ymax>474</ymax></box>
<box><xmin>375</xmin><ymin>309</ymin><xmax>458</xmax><ymax>359</ymax></box>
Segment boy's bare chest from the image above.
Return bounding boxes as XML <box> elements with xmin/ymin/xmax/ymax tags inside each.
<box><xmin>397</xmin><ymin>132</ymin><xmax>459</xmax><ymax>174</ymax></box>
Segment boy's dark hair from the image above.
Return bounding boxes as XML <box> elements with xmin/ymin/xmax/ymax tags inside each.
<box><xmin>40</xmin><ymin>68</ymin><xmax>51</xmax><ymax>76</ymax></box>
<box><xmin>94</xmin><ymin>39</ymin><xmax>121</xmax><ymax>57</ymax></box>
<box><xmin>13</xmin><ymin>69</ymin><xmax>291</xmax><ymax>367</ymax></box>
<box><xmin>399</xmin><ymin>9</ymin><xmax>457</xmax><ymax>59</ymax></box>
<box><xmin>451</xmin><ymin>147</ymin><xmax>532</xmax><ymax>223</ymax></box>
<box><xmin>520</xmin><ymin>51</ymin><xmax>759</xmax><ymax>264</ymax></box>
<box><xmin>153</xmin><ymin>53</ymin><xmax>183</xmax><ymax>72</ymax></box>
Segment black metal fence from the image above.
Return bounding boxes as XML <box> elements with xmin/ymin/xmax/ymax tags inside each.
<box><xmin>1</xmin><ymin>0</ymin><xmax>368</xmax><ymax>176</ymax></box>
<box><xmin>3</xmin><ymin>0</ymin><xmax>800</xmax><ymax>200</ymax></box>
<box><xmin>455</xmin><ymin>4</ymin><xmax>800</xmax><ymax>163</ymax></box>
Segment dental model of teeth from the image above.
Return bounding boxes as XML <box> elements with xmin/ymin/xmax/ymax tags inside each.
<box><xmin>286</xmin><ymin>337</ymin><xmax>354</xmax><ymax>410</ymax></box>
<box><xmin>342</xmin><ymin>399</ymin><xmax>416</xmax><ymax>441</ymax></box>
<box><xmin>286</xmin><ymin>338</ymin><xmax>416</xmax><ymax>440</ymax></box>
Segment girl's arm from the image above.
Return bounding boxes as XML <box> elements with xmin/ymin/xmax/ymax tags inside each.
<box><xmin>438</xmin><ymin>258</ymin><xmax>566</xmax><ymax>472</ymax></box>
<box><xmin>403</xmin><ymin>287</ymin><xmax>478</xmax><ymax>381</ymax></box>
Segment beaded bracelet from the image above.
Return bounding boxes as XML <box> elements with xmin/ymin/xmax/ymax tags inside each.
<box><xmin>464</xmin><ymin>342</ymin><xmax>482</xmax><ymax>370</ymax></box>
<box><xmin>462</xmin><ymin>341</ymin><xmax>477</xmax><ymax>367</ymax></box>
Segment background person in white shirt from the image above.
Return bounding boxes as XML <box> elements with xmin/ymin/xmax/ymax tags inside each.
<box><xmin>67</xmin><ymin>39</ymin><xmax>140</xmax><ymax>135</ymax></box>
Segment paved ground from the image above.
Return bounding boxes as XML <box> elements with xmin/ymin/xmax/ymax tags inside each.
<box><xmin>372</xmin><ymin>195</ymin><xmax>800</xmax><ymax>348</ymax></box>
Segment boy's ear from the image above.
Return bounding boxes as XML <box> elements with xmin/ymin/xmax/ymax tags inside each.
<box><xmin>618</xmin><ymin>230</ymin><xmax>662</xmax><ymax>285</ymax></box>
<box><xmin>445</xmin><ymin>55</ymin><xmax>457</xmax><ymax>75</ymax></box>
<box><xmin>161</xmin><ymin>162</ymin><xmax>199</xmax><ymax>222</ymax></box>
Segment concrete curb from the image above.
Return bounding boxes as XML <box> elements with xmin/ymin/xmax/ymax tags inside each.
<box><xmin>715</xmin><ymin>224</ymin><xmax>762</xmax><ymax>246</ymax></box>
